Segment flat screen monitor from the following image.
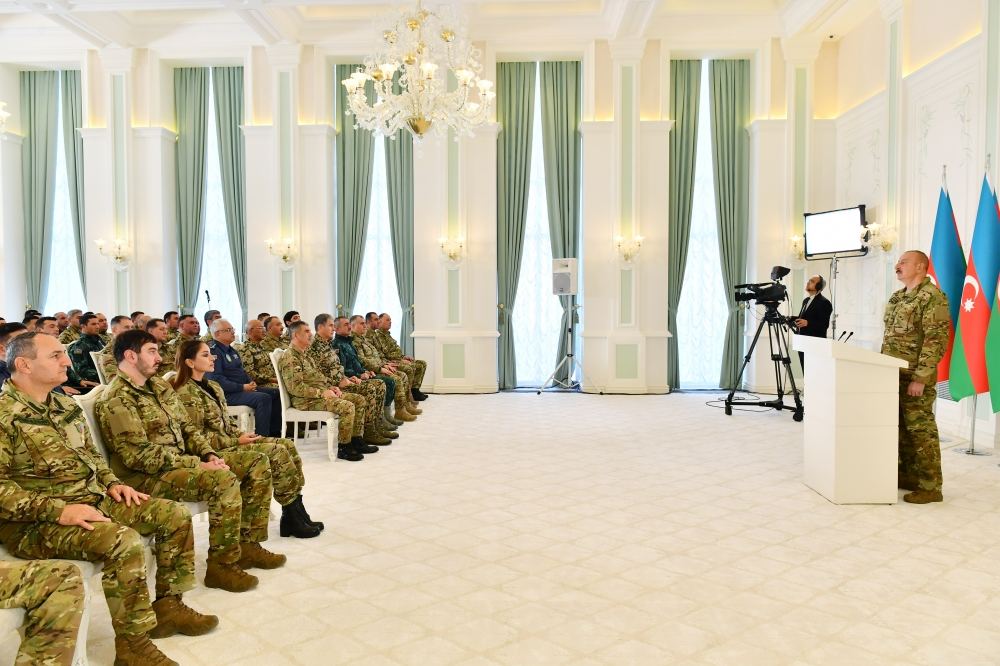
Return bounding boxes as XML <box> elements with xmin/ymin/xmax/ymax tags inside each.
<box><xmin>803</xmin><ymin>205</ymin><xmax>868</xmax><ymax>259</ymax></box>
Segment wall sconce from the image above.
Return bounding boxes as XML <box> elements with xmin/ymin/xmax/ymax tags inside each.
<box><xmin>0</xmin><ymin>101</ymin><xmax>9</xmax><ymax>136</ymax></box>
<box><xmin>790</xmin><ymin>234</ymin><xmax>804</xmax><ymax>261</ymax></box>
<box><xmin>94</xmin><ymin>238</ymin><xmax>130</xmax><ymax>271</ymax></box>
<box><xmin>439</xmin><ymin>236</ymin><xmax>465</xmax><ymax>264</ymax></box>
<box><xmin>615</xmin><ymin>234</ymin><xmax>643</xmax><ymax>262</ymax></box>
<box><xmin>265</xmin><ymin>237</ymin><xmax>296</xmax><ymax>270</ymax></box>
<box><xmin>864</xmin><ymin>223</ymin><xmax>896</xmax><ymax>253</ymax></box>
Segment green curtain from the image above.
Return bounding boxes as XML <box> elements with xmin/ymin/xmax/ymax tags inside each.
<box><xmin>20</xmin><ymin>70</ymin><xmax>60</xmax><ymax>310</ymax></box>
<box><xmin>60</xmin><ymin>70</ymin><xmax>86</xmax><ymax>297</ymax></box>
<box><xmin>174</xmin><ymin>67</ymin><xmax>209</xmax><ymax>315</ymax></box>
<box><xmin>212</xmin><ymin>66</ymin><xmax>248</xmax><ymax>328</ymax></box>
<box><xmin>539</xmin><ymin>61</ymin><xmax>582</xmax><ymax>384</ymax></box>
<box><xmin>385</xmin><ymin>129</ymin><xmax>415</xmax><ymax>355</ymax></box>
<box><xmin>335</xmin><ymin>63</ymin><xmax>376</xmax><ymax>315</ymax></box>
<box><xmin>710</xmin><ymin>60</ymin><xmax>752</xmax><ymax>389</ymax></box>
<box><xmin>497</xmin><ymin>62</ymin><xmax>537</xmax><ymax>389</ymax></box>
<box><xmin>667</xmin><ymin>60</ymin><xmax>702</xmax><ymax>390</ymax></box>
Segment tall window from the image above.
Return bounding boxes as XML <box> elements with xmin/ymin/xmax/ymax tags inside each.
<box><xmin>676</xmin><ymin>62</ymin><xmax>728</xmax><ymax>388</ymax></box>
<box><xmin>43</xmin><ymin>79</ymin><xmax>87</xmax><ymax>313</ymax></box>
<box><xmin>355</xmin><ymin>137</ymin><xmax>403</xmax><ymax>339</ymax></box>
<box><xmin>194</xmin><ymin>72</ymin><xmax>243</xmax><ymax>335</ymax></box>
<box><xmin>512</xmin><ymin>73</ymin><xmax>564</xmax><ymax>386</ymax></box>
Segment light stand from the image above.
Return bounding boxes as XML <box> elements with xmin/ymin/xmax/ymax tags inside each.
<box><xmin>828</xmin><ymin>254</ymin><xmax>840</xmax><ymax>341</ymax></box>
<box><xmin>537</xmin><ymin>305</ymin><xmax>601</xmax><ymax>394</ymax></box>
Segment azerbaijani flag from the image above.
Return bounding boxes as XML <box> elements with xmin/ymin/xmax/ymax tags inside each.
<box><xmin>985</xmin><ymin>188</ymin><xmax>1000</xmax><ymax>411</ymax></box>
<box><xmin>949</xmin><ymin>175</ymin><xmax>1000</xmax><ymax>400</ymax></box>
<box><xmin>928</xmin><ymin>187</ymin><xmax>966</xmax><ymax>385</ymax></box>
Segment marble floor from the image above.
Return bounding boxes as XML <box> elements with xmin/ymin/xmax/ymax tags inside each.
<box><xmin>77</xmin><ymin>393</ymin><xmax>1000</xmax><ymax>664</ymax></box>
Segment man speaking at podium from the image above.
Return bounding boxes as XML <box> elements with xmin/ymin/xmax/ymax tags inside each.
<box><xmin>794</xmin><ymin>275</ymin><xmax>832</xmax><ymax>369</ymax></box>
<box><xmin>882</xmin><ymin>250</ymin><xmax>949</xmax><ymax>504</ymax></box>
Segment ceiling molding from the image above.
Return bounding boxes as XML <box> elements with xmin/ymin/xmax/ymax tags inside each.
<box><xmin>14</xmin><ymin>0</ymin><xmax>133</xmax><ymax>47</ymax></box>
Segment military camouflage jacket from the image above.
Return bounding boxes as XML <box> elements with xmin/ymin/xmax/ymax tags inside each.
<box><xmin>164</xmin><ymin>328</ymin><xmax>180</xmax><ymax>344</ymax></box>
<box><xmin>174</xmin><ymin>379</ymin><xmax>241</xmax><ymax>451</ymax></box>
<box><xmin>0</xmin><ymin>381</ymin><xmax>120</xmax><ymax>522</ymax></box>
<box><xmin>276</xmin><ymin>346</ymin><xmax>331</xmax><ymax>401</ymax></box>
<box><xmin>238</xmin><ymin>340</ymin><xmax>279</xmax><ymax>387</ymax></box>
<box><xmin>882</xmin><ymin>276</ymin><xmax>950</xmax><ymax>384</ymax></box>
<box><xmin>354</xmin><ymin>333</ymin><xmax>387</xmax><ymax>372</ymax></box>
<box><xmin>58</xmin><ymin>326</ymin><xmax>81</xmax><ymax>345</ymax></box>
<box><xmin>372</xmin><ymin>329</ymin><xmax>404</xmax><ymax>361</ymax></box>
<box><xmin>261</xmin><ymin>335</ymin><xmax>287</xmax><ymax>353</ymax></box>
<box><xmin>67</xmin><ymin>334</ymin><xmax>104</xmax><ymax>384</ymax></box>
<box><xmin>307</xmin><ymin>336</ymin><xmax>346</xmax><ymax>383</ymax></box>
<box><xmin>99</xmin><ymin>341</ymin><xmax>171</xmax><ymax>381</ymax></box>
<box><xmin>95</xmin><ymin>372</ymin><xmax>217</xmax><ymax>478</ymax></box>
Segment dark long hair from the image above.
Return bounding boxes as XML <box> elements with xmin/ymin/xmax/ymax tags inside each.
<box><xmin>171</xmin><ymin>340</ymin><xmax>209</xmax><ymax>390</ymax></box>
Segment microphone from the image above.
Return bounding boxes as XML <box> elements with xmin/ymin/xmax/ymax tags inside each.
<box><xmin>205</xmin><ymin>289</ymin><xmax>211</xmax><ymax>304</ymax></box>
<box><xmin>837</xmin><ymin>331</ymin><xmax>847</xmax><ymax>342</ymax></box>
<box><xmin>843</xmin><ymin>332</ymin><xmax>854</xmax><ymax>343</ymax></box>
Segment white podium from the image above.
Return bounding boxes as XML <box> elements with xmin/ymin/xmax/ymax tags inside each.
<box><xmin>793</xmin><ymin>336</ymin><xmax>907</xmax><ymax>504</ymax></box>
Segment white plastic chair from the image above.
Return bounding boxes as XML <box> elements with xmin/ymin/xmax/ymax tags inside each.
<box><xmin>269</xmin><ymin>349</ymin><xmax>338</xmax><ymax>461</ymax></box>
<box><xmin>90</xmin><ymin>351</ymin><xmax>108</xmax><ymax>385</ymax></box>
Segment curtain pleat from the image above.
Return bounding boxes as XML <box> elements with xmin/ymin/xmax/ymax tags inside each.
<box><xmin>709</xmin><ymin>59</ymin><xmax>752</xmax><ymax>389</ymax></box>
<box><xmin>60</xmin><ymin>70</ymin><xmax>86</xmax><ymax>298</ymax></box>
<box><xmin>335</xmin><ymin>63</ymin><xmax>376</xmax><ymax>316</ymax></box>
<box><xmin>667</xmin><ymin>60</ymin><xmax>703</xmax><ymax>390</ymax></box>
<box><xmin>174</xmin><ymin>67</ymin><xmax>209</xmax><ymax>315</ymax></box>
<box><xmin>20</xmin><ymin>71</ymin><xmax>59</xmax><ymax>310</ymax></box>
<box><xmin>497</xmin><ymin>62</ymin><xmax>537</xmax><ymax>390</ymax></box>
<box><xmin>212</xmin><ymin>66</ymin><xmax>248</xmax><ymax>328</ymax></box>
<box><xmin>385</xmin><ymin>129</ymin><xmax>415</xmax><ymax>355</ymax></box>
<box><xmin>539</xmin><ymin>61</ymin><xmax>582</xmax><ymax>385</ymax></box>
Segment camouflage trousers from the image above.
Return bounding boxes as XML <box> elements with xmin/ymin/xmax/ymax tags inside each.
<box><xmin>344</xmin><ymin>379</ymin><xmax>387</xmax><ymax>429</ymax></box>
<box><xmin>219</xmin><ymin>438</ymin><xmax>305</xmax><ymax>506</ymax></box>
<box><xmin>130</xmin><ymin>449</ymin><xmax>272</xmax><ymax>565</ymax></box>
<box><xmin>380</xmin><ymin>371</ymin><xmax>410</xmax><ymax>407</ymax></box>
<box><xmin>898</xmin><ymin>375</ymin><xmax>942</xmax><ymax>492</ymax></box>
<box><xmin>0</xmin><ymin>496</ymin><xmax>195</xmax><ymax>637</ymax></box>
<box><xmin>0</xmin><ymin>560</ymin><xmax>84</xmax><ymax>665</ymax></box>
<box><xmin>291</xmin><ymin>395</ymin><xmax>362</xmax><ymax>443</ymax></box>
<box><xmin>405</xmin><ymin>359</ymin><xmax>427</xmax><ymax>390</ymax></box>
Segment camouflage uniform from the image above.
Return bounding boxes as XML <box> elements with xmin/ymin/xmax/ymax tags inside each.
<box><xmin>238</xmin><ymin>340</ymin><xmax>279</xmax><ymax>388</ymax></box>
<box><xmin>882</xmin><ymin>276</ymin><xmax>950</xmax><ymax>493</ymax></box>
<box><xmin>174</xmin><ymin>379</ymin><xmax>305</xmax><ymax>507</ymax></box>
<box><xmin>307</xmin><ymin>336</ymin><xmax>387</xmax><ymax>431</ymax></box>
<box><xmin>164</xmin><ymin>328</ymin><xmax>180</xmax><ymax>344</ymax></box>
<box><xmin>57</xmin><ymin>327</ymin><xmax>80</xmax><ymax>346</ymax></box>
<box><xmin>67</xmin><ymin>334</ymin><xmax>104</xmax><ymax>385</ymax></box>
<box><xmin>276</xmin><ymin>347</ymin><xmax>363</xmax><ymax>444</ymax></box>
<box><xmin>261</xmin><ymin>335</ymin><xmax>287</xmax><ymax>353</ymax></box>
<box><xmin>0</xmin><ymin>382</ymin><xmax>195</xmax><ymax>637</ymax></box>
<box><xmin>162</xmin><ymin>333</ymin><xmax>197</xmax><ymax>369</ymax></box>
<box><xmin>0</xmin><ymin>560</ymin><xmax>84</xmax><ymax>665</ymax></box>
<box><xmin>354</xmin><ymin>333</ymin><xmax>411</xmax><ymax>405</ymax></box>
<box><xmin>372</xmin><ymin>328</ymin><xmax>427</xmax><ymax>390</ymax></box>
<box><xmin>100</xmin><ymin>343</ymin><xmax>171</xmax><ymax>385</ymax></box>
<box><xmin>95</xmin><ymin>373</ymin><xmax>272</xmax><ymax>565</ymax></box>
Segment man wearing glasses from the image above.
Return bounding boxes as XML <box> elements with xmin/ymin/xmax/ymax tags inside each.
<box><xmin>206</xmin><ymin>319</ymin><xmax>283</xmax><ymax>437</ymax></box>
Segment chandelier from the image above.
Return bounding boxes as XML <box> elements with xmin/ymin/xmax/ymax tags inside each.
<box><xmin>341</xmin><ymin>1</ymin><xmax>495</xmax><ymax>140</ymax></box>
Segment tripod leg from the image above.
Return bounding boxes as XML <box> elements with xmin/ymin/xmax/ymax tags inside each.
<box><xmin>726</xmin><ymin>318</ymin><xmax>766</xmax><ymax>414</ymax></box>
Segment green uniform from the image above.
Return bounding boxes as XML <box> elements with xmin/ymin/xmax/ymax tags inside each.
<box><xmin>0</xmin><ymin>382</ymin><xmax>195</xmax><ymax>637</ymax></box>
<box><xmin>162</xmin><ymin>333</ymin><xmax>197</xmax><ymax>370</ymax></box>
<box><xmin>58</xmin><ymin>327</ymin><xmax>80</xmax><ymax>346</ymax></box>
<box><xmin>67</xmin><ymin>334</ymin><xmax>104</xmax><ymax>385</ymax></box>
<box><xmin>261</xmin><ymin>335</ymin><xmax>287</xmax><ymax>353</ymax></box>
<box><xmin>276</xmin><ymin>346</ymin><xmax>362</xmax><ymax>444</ymax></box>
<box><xmin>99</xmin><ymin>342</ymin><xmax>171</xmax><ymax>383</ymax></box>
<box><xmin>95</xmin><ymin>373</ymin><xmax>272</xmax><ymax>565</ymax></box>
<box><xmin>164</xmin><ymin>329</ymin><xmax>180</xmax><ymax>344</ymax></box>
<box><xmin>372</xmin><ymin>328</ymin><xmax>427</xmax><ymax>390</ymax></box>
<box><xmin>0</xmin><ymin>560</ymin><xmax>84</xmax><ymax>665</ymax></box>
<box><xmin>174</xmin><ymin>378</ymin><xmax>305</xmax><ymax>506</ymax></box>
<box><xmin>238</xmin><ymin>340</ymin><xmax>279</xmax><ymax>388</ymax></box>
<box><xmin>354</xmin><ymin>333</ymin><xmax>411</xmax><ymax>405</ymax></box>
<box><xmin>882</xmin><ymin>276</ymin><xmax>950</xmax><ymax>492</ymax></box>
<box><xmin>308</xmin><ymin>337</ymin><xmax>388</xmax><ymax>430</ymax></box>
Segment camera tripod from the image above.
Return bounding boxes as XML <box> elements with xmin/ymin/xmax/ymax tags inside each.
<box><xmin>724</xmin><ymin>301</ymin><xmax>804</xmax><ymax>421</ymax></box>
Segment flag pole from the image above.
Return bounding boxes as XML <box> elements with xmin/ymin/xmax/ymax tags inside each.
<box><xmin>955</xmin><ymin>394</ymin><xmax>991</xmax><ymax>455</ymax></box>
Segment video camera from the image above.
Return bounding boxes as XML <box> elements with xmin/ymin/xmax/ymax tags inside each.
<box><xmin>733</xmin><ymin>265</ymin><xmax>791</xmax><ymax>305</ymax></box>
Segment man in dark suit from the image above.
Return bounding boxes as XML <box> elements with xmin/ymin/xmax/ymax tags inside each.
<box><xmin>794</xmin><ymin>274</ymin><xmax>832</xmax><ymax>369</ymax></box>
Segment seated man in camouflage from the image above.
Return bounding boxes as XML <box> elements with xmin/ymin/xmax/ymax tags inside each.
<box><xmin>238</xmin><ymin>318</ymin><xmax>280</xmax><ymax>389</ymax></box>
<box><xmin>350</xmin><ymin>315</ymin><xmax>421</xmax><ymax>418</ymax></box>
<box><xmin>96</xmin><ymin>330</ymin><xmax>284</xmax><ymax>594</ymax></box>
<box><xmin>99</xmin><ymin>315</ymin><xmax>135</xmax><ymax>381</ymax></box>
<box><xmin>0</xmin><ymin>332</ymin><xmax>217</xmax><ymax>666</ymax></box>
<box><xmin>96</xmin><ymin>313</ymin><xmax>111</xmax><ymax>346</ymax></box>
<box><xmin>0</xmin><ymin>559</ymin><xmax>85</xmax><ymax>666</ymax></box>
<box><xmin>372</xmin><ymin>312</ymin><xmax>428</xmax><ymax>401</ymax></box>
<box><xmin>309</xmin><ymin>313</ymin><xmax>395</xmax><ymax>445</ymax></box>
<box><xmin>34</xmin><ymin>316</ymin><xmax>60</xmax><ymax>338</ymax></box>
<box><xmin>57</xmin><ymin>310</ymin><xmax>83</xmax><ymax>345</ymax></box>
<box><xmin>163</xmin><ymin>315</ymin><xmax>201</xmax><ymax>361</ymax></box>
<box><xmin>162</xmin><ymin>311</ymin><xmax>180</xmax><ymax>344</ymax></box>
<box><xmin>66</xmin><ymin>313</ymin><xmax>104</xmax><ymax>392</ymax></box>
<box><xmin>277</xmin><ymin>321</ymin><xmax>377</xmax><ymax>461</ymax></box>
<box><xmin>173</xmin><ymin>339</ymin><xmax>321</xmax><ymax>538</ymax></box>
<box><xmin>260</xmin><ymin>316</ymin><xmax>287</xmax><ymax>352</ymax></box>
<box><xmin>145</xmin><ymin>318</ymin><xmax>174</xmax><ymax>379</ymax></box>
<box><xmin>332</xmin><ymin>317</ymin><xmax>408</xmax><ymax>424</ymax></box>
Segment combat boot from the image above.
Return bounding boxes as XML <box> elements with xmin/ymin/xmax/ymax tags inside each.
<box><xmin>280</xmin><ymin>501</ymin><xmax>321</xmax><ymax>538</ymax></box>
<box><xmin>295</xmin><ymin>495</ymin><xmax>324</xmax><ymax>530</ymax></box>
<box><xmin>380</xmin><ymin>425</ymin><xmax>399</xmax><ymax>440</ymax></box>
<box><xmin>903</xmin><ymin>489</ymin><xmax>943</xmax><ymax>504</ymax></box>
<box><xmin>408</xmin><ymin>402</ymin><xmax>423</xmax><ymax>415</ymax></box>
<box><xmin>384</xmin><ymin>405</ymin><xmax>403</xmax><ymax>426</ymax></box>
<box><xmin>238</xmin><ymin>541</ymin><xmax>287</xmax><ymax>569</ymax></box>
<box><xmin>114</xmin><ymin>634</ymin><xmax>178</xmax><ymax>666</ymax></box>
<box><xmin>149</xmin><ymin>596</ymin><xmax>219</xmax><ymax>638</ymax></box>
<box><xmin>338</xmin><ymin>444</ymin><xmax>363</xmax><ymax>461</ymax></box>
<box><xmin>411</xmin><ymin>387</ymin><xmax>428</xmax><ymax>401</ymax></box>
<box><xmin>382</xmin><ymin>414</ymin><xmax>399</xmax><ymax>430</ymax></box>
<box><xmin>204</xmin><ymin>560</ymin><xmax>259</xmax><ymax>592</ymax></box>
<box><xmin>394</xmin><ymin>403</ymin><xmax>417</xmax><ymax>422</ymax></box>
<box><xmin>351</xmin><ymin>435</ymin><xmax>379</xmax><ymax>454</ymax></box>
<box><xmin>364</xmin><ymin>426</ymin><xmax>391</xmax><ymax>446</ymax></box>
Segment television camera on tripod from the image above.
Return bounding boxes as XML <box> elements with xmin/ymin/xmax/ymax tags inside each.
<box><xmin>724</xmin><ymin>265</ymin><xmax>804</xmax><ymax>421</ymax></box>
